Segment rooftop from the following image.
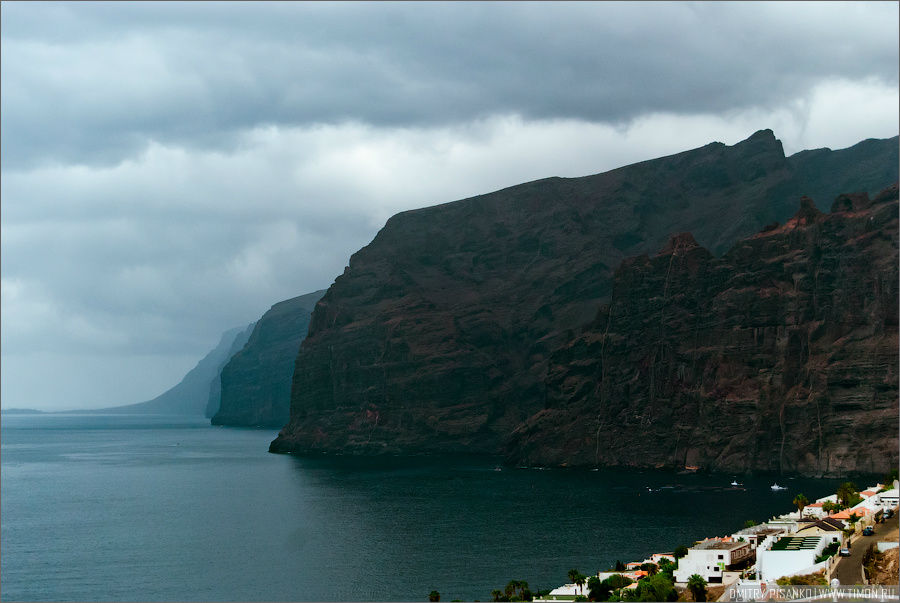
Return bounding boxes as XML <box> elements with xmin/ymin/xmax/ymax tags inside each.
<box><xmin>831</xmin><ymin>507</ymin><xmax>871</xmax><ymax>519</ymax></box>
<box><xmin>770</xmin><ymin>536</ymin><xmax>822</xmax><ymax>551</ymax></box>
<box><xmin>734</xmin><ymin>523</ymin><xmax>787</xmax><ymax>536</ymax></box>
<box><xmin>696</xmin><ymin>540</ymin><xmax>747</xmax><ymax>551</ymax></box>
<box><xmin>798</xmin><ymin>521</ymin><xmax>842</xmax><ymax>533</ymax></box>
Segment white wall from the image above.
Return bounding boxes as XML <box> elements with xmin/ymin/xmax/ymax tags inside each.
<box><xmin>674</xmin><ymin>549</ymin><xmax>726</xmax><ymax>583</ymax></box>
<box><xmin>878</xmin><ymin>489</ymin><xmax>898</xmax><ymax>508</ymax></box>
<box><xmin>757</xmin><ymin>538</ymin><xmax>828</xmax><ymax>582</ymax></box>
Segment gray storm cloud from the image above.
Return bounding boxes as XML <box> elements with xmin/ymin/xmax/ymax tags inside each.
<box><xmin>2</xmin><ymin>2</ymin><xmax>897</xmax><ymax>169</ymax></box>
<box><xmin>1</xmin><ymin>1</ymin><xmax>897</xmax><ymax>410</ymax></box>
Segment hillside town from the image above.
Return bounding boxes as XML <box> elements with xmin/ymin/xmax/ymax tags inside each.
<box><xmin>532</xmin><ymin>480</ymin><xmax>899</xmax><ymax>602</ymax></box>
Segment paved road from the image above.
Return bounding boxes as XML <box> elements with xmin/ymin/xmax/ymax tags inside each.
<box><xmin>833</xmin><ymin>513</ymin><xmax>899</xmax><ymax>585</ymax></box>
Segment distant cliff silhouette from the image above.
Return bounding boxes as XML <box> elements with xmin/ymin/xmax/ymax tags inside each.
<box><xmin>92</xmin><ymin>324</ymin><xmax>253</xmax><ymax>415</ymax></box>
<box><xmin>212</xmin><ymin>290</ymin><xmax>325</xmax><ymax>427</ymax></box>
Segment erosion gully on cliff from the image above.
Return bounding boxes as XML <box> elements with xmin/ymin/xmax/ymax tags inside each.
<box><xmin>269</xmin><ymin>129</ymin><xmax>899</xmax><ymax>477</ymax></box>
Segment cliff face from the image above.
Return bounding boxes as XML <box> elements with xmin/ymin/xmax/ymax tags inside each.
<box><xmin>270</xmin><ymin>131</ymin><xmax>898</xmax><ymax>473</ymax></box>
<box><xmin>212</xmin><ymin>290</ymin><xmax>325</xmax><ymax>427</ymax></box>
<box><xmin>507</xmin><ymin>186</ymin><xmax>899</xmax><ymax>477</ymax></box>
<box><xmin>205</xmin><ymin>323</ymin><xmax>255</xmax><ymax>418</ymax></box>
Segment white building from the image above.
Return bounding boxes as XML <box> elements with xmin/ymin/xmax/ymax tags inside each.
<box><xmin>756</xmin><ymin>534</ymin><xmax>830</xmax><ymax>582</ymax></box>
<box><xmin>878</xmin><ymin>488</ymin><xmax>898</xmax><ymax>509</ymax></box>
<box><xmin>533</xmin><ymin>584</ymin><xmax>580</xmax><ymax>601</ymax></box>
<box><xmin>730</xmin><ymin>524</ymin><xmax>787</xmax><ymax>550</ymax></box>
<box><xmin>595</xmin><ymin>570</ymin><xmax>647</xmax><ymax>583</ymax></box>
<box><xmin>800</xmin><ymin>502</ymin><xmax>827</xmax><ymax>518</ymax></box>
<box><xmin>766</xmin><ymin>516</ymin><xmax>810</xmax><ymax>533</ymax></box>
<box><xmin>673</xmin><ymin>540</ymin><xmax>753</xmax><ymax>584</ymax></box>
<box><xmin>649</xmin><ymin>553</ymin><xmax>676</xmax><ymax>564</ymax></box>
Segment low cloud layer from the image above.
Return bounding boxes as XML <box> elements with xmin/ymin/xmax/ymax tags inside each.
<box><xmin>3</xmin><ymin>2</ymin><xmax>897</xmax><ymax>169</ymax></box>
<box><xmin>1</xmin><ymin>2</ymin><xmax>897</xmax><ymax>410</ymax></box>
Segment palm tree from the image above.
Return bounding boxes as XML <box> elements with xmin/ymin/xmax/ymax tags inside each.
<box><xmin>505</xmin><ymin>580</ymin><xmax>520</xmax><ymax>601</ymax></box>
<box><xmin>567</xmin><ymin>569</ymin><xmax>580</xmax><ymax>585</ymax></box>
<box><xmin>687</xmin><ymin>574</ymin><xmax>707</xmax><ymax>602</ymax></box>
<box><xmin>837</xmin><ymin>482</ymin><xmax>858</xmax><ymax>507</ymax></box>
<box><xmin>429</xmin><ymin>591</ymin><xmax>440</xmax><ymax>602</ymax></box>
<box><xmin>490</xmin><ymin>590</ymin><xmax>503</xmax><ymax>602</ymax></box>
<box><xmin>574</xmin><ymin>574</ymin><xmax>587</xmax><ymax>595</ymax></box>
<box><xmin>793</xmin><ymin>493</ymin><xmax>810</xmax><ymax>514</ymax></box>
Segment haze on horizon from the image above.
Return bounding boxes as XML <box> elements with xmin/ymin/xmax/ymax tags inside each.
<box><xmin>1</xmin><ymin>1</ymin><xmax>898</xmax><ymax>412</ymax></box>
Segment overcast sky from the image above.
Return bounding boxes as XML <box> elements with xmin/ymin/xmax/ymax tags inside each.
<box><xmin>2</xmin><ymin>1</ymin><xmax>898</xmax><ymax>411</ymax></box>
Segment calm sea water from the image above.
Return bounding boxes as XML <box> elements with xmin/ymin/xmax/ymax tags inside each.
<box><xmin>1</xmin><ymin>414</ymin><xmax>848</xmax><ymax>602</ymax></box>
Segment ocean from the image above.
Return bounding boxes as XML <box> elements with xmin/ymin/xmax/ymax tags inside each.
<box><xmin>1</xmin><ymin>414</ymin><xmax>848</xmax><ymax>602</ymax></box>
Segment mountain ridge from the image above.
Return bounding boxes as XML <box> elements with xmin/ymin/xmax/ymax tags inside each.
<box><xmin>270</xmin><ymin>130</ymin><xmax>898</xmax><ymax>475</ymax></box>
<box><xmin>212</xmin><ymin>289</ymin><xmax>326</xmax><ymax>427</ymax></box>
<box><xmin>80</xmin><ymin>324</ymin><xmax>253</xmax><ymax>416</ymax></box>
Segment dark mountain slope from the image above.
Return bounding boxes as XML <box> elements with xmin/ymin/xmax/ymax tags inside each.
<box><xmin>270</xmin><ymin>131</ymin><xmax>898</xmax><ymax>473</ymax></box>
<box><xmin>205</xmin><ymin>322</ymin><xmax>256</xmax><ymax>418</ymax></box>
<box><xmin>508</xmin><ymin>185</ymin><xmax>898</xmax><ymax>477</ymax></box>
<box><xmin>787</xmin><ymin>136</ymin><xmax>899</xmax><ymax>209</ymax></box>
<box><xmin>212</xmin><ymin>289</ymin><xmax>325</xmax><ymax>427</ymax></box>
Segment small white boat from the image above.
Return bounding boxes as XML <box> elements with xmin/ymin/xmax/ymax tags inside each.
<box><xmin>771</xmin><ymin>483</ymin><xmax>786</xmax><ymax>491</ymax></box>
<box><xmin>731</xmin><ymin>480</ymin><xmax>740</xmax><ymax>486</ymax></box>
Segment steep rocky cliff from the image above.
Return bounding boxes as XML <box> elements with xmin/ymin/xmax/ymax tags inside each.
<box><xmin>507</xmin><ymin>185</ymin><xmax>898</xmax><ymax>476</ymax></box>
<box><xmin>205</xmin><ymin>323</ymin><xmax>256</xmax><ymax>418</ymax></box>
<box><xmin>212</xmin><ymin>290</ymin><xmax>325</xmax><ymax>427</ymax></box>
<box><xmin>270</xmin><ymin>131</ymin><xmax>898</xmax><ymax>473</ymax></box>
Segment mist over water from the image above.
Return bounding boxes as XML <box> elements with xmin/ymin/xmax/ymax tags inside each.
<box><xmin>1</xmin><ymin>415</ymin><xmax>847</xmax><ymax>601</ymax></box>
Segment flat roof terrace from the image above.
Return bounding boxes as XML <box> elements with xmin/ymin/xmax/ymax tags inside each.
<box><xmin>770</xmin><ymin>536</ymin><xmax>821</xmax><ymax>551</ymax></box>
<box><xmin>696</xmin><ymin>540</ymin><xmax>747</xmax><ymax>551</ymax></box>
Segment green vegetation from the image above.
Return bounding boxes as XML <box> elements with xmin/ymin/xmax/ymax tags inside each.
<box><xmin>837</xmin><ymin>482</ymin><xmax>862</xmax><ymax>508</ymax></box>
<box><xmin>566</xmin><ymin>570</ymin><xmax>588</xmax><ymax>596</ymax></box>
<box><xmin>793</xmin><ymin>493</ymin><xmax>809</xmax><ymax>513</ymax></box>
<box><xmin>604</xmin><ymin>575</ymin><xmax>633</xmax><ymax>590</ymax></box>
<box><xmin>822</xmin><ymin>500</ymin><xmax>844</xmax><ymax>513</ymax></box>
<box><xmin>673</xmin><ymin>545</ymin><xmax>689</xmax><ymax>559</ymax></box>
<box><xmin>639</xmin><ymin>563</ymin><xmax>658</xmax><ymax>576</ymax></box>
<box><xmin>884</xmin><ymin>469</ymin><xmax>898</xmax><ymax>486</ymax></box>
<box><xmin>771</xmin><ymin>536</ymin><xmax>821</xmax><ymax>551</ymax></box>
<box><xmin>429</xmin><ymin>591</ymin><xmax>441</xmax><ymax>602</ymax></box>
<box><xmin>815</xmin><ymin>542</ymin><xmax>840</xmax><ymax>563</ymax></box>
<box><xmin>587</xmin><ymin>574</ymin><xmax>633</xmax><ymax>602</ymax></box>
<box><xmin>621</xmin><ymin>573</ymin><xmax>677</xmax><ymax>602</ymax></box>
<box><xmin>687</xmin><ymin>574</ymin><xmax>708</xmax><ymax>602</ymax></box>
<box><xmin>657</xmin><ymin>558</ymin><xmax>676</xmax><ymax>580</ymax></box>
<box><xmin>489</xmin><ymin>580</ymin><xmax>532</xmax><ymax>602</ymax></box>
<box><xmin>742</xmin><ymin>519</ymin><xmax>757</xmax><ymax>528</ymax></box>
<box><xmin>507</xmin><ymin>580</ymin><xmax>532</xmax><ymax>602</ymax></box>
<box><xmin>775</xmin><ymin>571</ymin><xmax>826</xmax><ymax>586</ymax></box>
